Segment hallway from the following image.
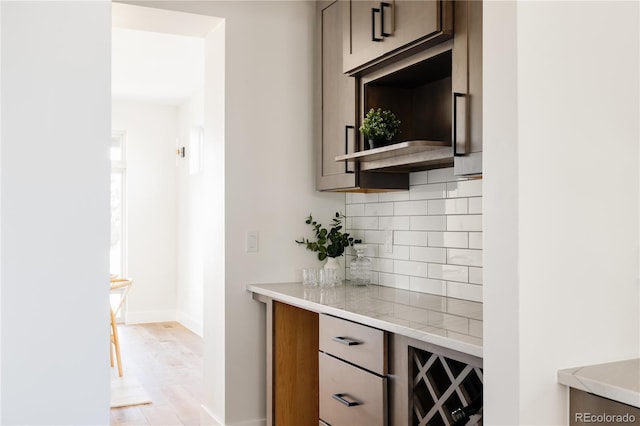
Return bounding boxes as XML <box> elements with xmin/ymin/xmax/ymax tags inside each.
<box><xmin>110</xmin><ymin>322</ymin><xmax>203</xmax><ymax>425</ymax></box>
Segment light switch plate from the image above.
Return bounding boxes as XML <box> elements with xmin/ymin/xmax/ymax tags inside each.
<box><xmin>246</xmin><ymin>231</ymin><xmax>258</xmax><ymax>252</ymax></box>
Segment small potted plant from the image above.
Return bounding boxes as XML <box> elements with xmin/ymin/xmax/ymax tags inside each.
<box><xmin>359</xmin><ymin>108</ymin><xmax>401</xmax><ymax>149</ymax></box>
<box><xmin>295</xmin><ymin>212</ymin><xmax>361</xmax><ymax>280</ymax></box>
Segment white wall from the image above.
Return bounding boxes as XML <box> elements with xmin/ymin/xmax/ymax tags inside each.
<box><xmin>0</xmin><ymin>2</ymin><xmax>111</xmax><ymax>424</ymax></box>
<box><xmin>112</xmin><ymin>101</ymin><xmax>179</xmax><ymax>323</ymax></box>
<box><xmin>484</xmin><ymin>2</ymin><xmax>640</xmax><ymax>424</ymax></box>
<box><xmin>177</xmin><ymin>90</ymin><xmax>205</xmax><ymax>336</ymax></box>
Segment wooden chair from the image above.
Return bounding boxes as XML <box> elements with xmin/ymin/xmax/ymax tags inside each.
<box><xmin>110</xmin><ymin>277</ymin><xmax>133</xmax><ymax>377</ymax></box>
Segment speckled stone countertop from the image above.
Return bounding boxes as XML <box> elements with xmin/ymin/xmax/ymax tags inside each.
<box><xmin>247</xmin><ymin>282</ymin><xmax>483</xmax><ymax>358</ymax></box>
<box><xmin>558</xmin><ymin>358</ymin><xmax>640</xmax><ymax>408</ymax></box>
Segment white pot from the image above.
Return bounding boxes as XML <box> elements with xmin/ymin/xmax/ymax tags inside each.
<box><xmin>323</xmin><ymin>257</ymin><xmax>343</xmax><ymax>283</ymax></box>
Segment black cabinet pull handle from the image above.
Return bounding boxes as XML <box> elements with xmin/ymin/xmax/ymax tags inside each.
<box><xmin>452</xmin><ymin>92</ymin><xmax>467</xmax><ymax>156</ymax></box>
<box><xmin>380</xmin><ymin>2</ymin><xmax>391</xmax><ymax>37</ymax></box>
<box><xmin>344</xmin><ymin>125</ymin><xmax>355</xmax><ymax>174</ymax></box>
<box><xmin>332</xmin><ymin>336</ymin><xmax>362</xmax><ymax>346</ymax></box>
<box><xmin>332</xmin><ymin>393</ymin><xmax>362</xmax><ymax>407</ymax></box>
<box><xmin>371</xmin><ymin>8</ymin><xmax>382</xmax><ymax>41</ymax></box>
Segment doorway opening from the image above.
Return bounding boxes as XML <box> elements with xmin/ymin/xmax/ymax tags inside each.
<box><xmin>110</xmin><ymin>3</ymin><xmax>224</xmax><ymax>422</ymax></box>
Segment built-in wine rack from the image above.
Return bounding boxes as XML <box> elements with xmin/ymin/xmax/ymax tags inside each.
<box><xmin>410</xmin><ymin>346</ymin><xmax>483</xmax><ymax>426</ymax></box>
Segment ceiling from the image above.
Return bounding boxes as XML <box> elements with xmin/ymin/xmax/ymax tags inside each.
<box><xmin>111</xmin><ymin>3</ymin><xmax>223</xmax><ymax>107</ymax></box>
<box><xmin>111</xmin><ymin>27</ymin><xmax>205</xmax><ymax>106</ymax></box>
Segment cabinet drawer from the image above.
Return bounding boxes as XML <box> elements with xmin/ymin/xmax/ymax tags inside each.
<box><xmin>319</xmin><ymin>314</ymin><xmax>387</xmax><ymax>375</ymax></box>
<box><xmin>319</xmin><ymin>352</ymin><xmax>387</xmax><ymax>426</ymax></box>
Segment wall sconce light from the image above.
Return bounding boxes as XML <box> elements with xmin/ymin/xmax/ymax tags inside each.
<box><xmin>176</xmin><ymin>146</ymin><xmax>186</xmax><ymax>158</ymax></box>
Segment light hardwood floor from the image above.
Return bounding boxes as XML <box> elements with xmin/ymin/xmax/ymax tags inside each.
<box><xmin>110</xmin><ymin>322</ymin><xmax>204</xmax><ymax>426</ymax></box>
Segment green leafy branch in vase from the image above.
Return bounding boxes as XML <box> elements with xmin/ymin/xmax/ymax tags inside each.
<box><xmin>295</xmin><ymin>212</ymin><xmax>361</xmax><ymax>261</ymax></box>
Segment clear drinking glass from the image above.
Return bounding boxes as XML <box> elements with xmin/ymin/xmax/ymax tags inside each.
<box><xmin>302</xmin><ymin>267</ymin><xmax>319</xmax><ymax>286</ymax></box>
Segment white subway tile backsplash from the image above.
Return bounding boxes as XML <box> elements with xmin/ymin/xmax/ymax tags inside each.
<box><xmin>447</xmin><ymin>282</ymin><xmax>482</xmax><ymax>303</ymax></box>
<box><xmin>410</xmin><ymin>246</ymin><xmax>446</xmax><ymax>264</ymax></box>
<box><xmin>410</xmin><ymin>183</ymin><xmax>447</xmax><ymax>200</ymax></box>
<box><xmin>469</xmin><ymin>232</ymin><xmax>483</xmax><ymax>249</ymax></box>
<box><xmin>410</xmin><ymin>215</ymin><xmax>446</xmax><ymax>231</ymax></box>
<box><xmin>346</xmin><ymin>203</ymin><xmax>365</xmax><ymax>216</ymax></box>
<box><xmin>394</xmin><ymin>231</ymin><xmax>429</xmax><ymax>246</ymax></box>
<box><xmin>469</xmin><ymin>267</ymin><xmax>483</xmax><ymax>285</ymax></box>
<box><xmin>409</xmin><ymin>277</ymin><xmax>446</xmax><ymax>296</ymax></box>
<box><xmin>379</xmin><ymin>216</ymin><xmax>410</xmax><ymax>230</ymax></box>
<box><xmin>428</xmin><ymin>198</ymin><xmax>468</xmax><ymax>215</ymax></box>
<box><xmin>365</xmin><ymin>202</ymin><xmax>394</xmax><ymax>216</ymax></box>
<box><xmin>393</xmin><ymin>245</ymin><xmax>411</xmax><ymax>260</ymax></box>
<box><xmin>447</xmin><ymin>179</ymin><xmax>483</xmax><ymax>198</ymax></box>
<box><xmin>345</xmin><ymin>167</ymin><xmax>483</xmax><ymax>303</ymax></box>
<box><xmin>427</xmin><ymin>167</ymin><xmax>456</xmax><ymax>183</ymax></box>
<box><xmin>446</xmin><ymin>298</ymin><xmax>483</xmax><ymax>320</ymax></box>
<box><xmin>378</xmin><ymin>191</ymin><xmax>411</xmax><ymax>202</ymax></box>
<box><xmin>348</xmin><ymin>243</ymin><xmax>377</xmax><ymax>257</ymax></box>
<box><xmin>428</xmin><ymin>264</ymin><xmax>469</xmax><ymax>282</ymax></box>
<box><xmin>447</xmin><ymin>248</ymin><xmax>483</xmax><ymax>267</ymax></box>
<box><xmin>350</xmin><ymin>216</ymin><xmax>379</xmax><ymax>230</ymax></box>
<box><xmin>428</xmin><ymin>232</ymin><xmax>468</xmax><ymax>248</ymax></box>
<box><xmin>468</xmin><ymin>197</ymin><xmax>483</xmax><ymax>214</ymax></box>
<box><xmin>394</xmin><ymin>200</ymin><xmax>427</xmax><ymax>216</ymax></box>
<box><xmin>409</xmin><ymin>170</ymin><xmax>429</xmax><ymax>185</ymax></box>
<box><xmin>469</xmin><ymin>319</ymin><xmax>483</xmax><ymax>338</ymax></box>
<box><xmin>379</xmin><ymin>272</ymin><xmax>410</xmax><ymax>290</ymax></box>
<box><xmin>373</xmin><ymin>257</ymin><xmax>394</xmax><ymax>273</ymax></box>
<box><xmin>363</xmin><ymin>230</ymin><xmax>386</xmax><ymax>244</ymax></box>
<box><xmin>447</xmin><ymin>215</ymin><xmax>482</xmax><ymax>231</ymax></box>
<box><xmin>394</xmin><ymin>260</ymin><xmax>429</xmax><ymax>277</ymax></box>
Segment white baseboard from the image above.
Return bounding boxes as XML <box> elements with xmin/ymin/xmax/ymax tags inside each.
<box><xmin>230</xmin><ymin>418</ymin><xmax>266</xmax><ymax>426</ymax></box>
<box><xmin>200</xmin><ymin>404</ymin><xmax>221</xmax><ymax>425</ymax></box>
<box><xmin>199</xmin><ymin>405</ymin><xmax>265</xmax><ymax>426</ymax></box>
<box><xmin>177</xmin><ymin>310</ymin><xmax>204</xmax><ymax>337</ymax></box>
<box><xmin>125</xmin><ymin>309</ymin><xmax>176</xmax><ymax>324</ymax></box>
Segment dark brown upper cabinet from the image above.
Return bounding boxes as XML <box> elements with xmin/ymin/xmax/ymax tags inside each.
<box><xmin>317</xmin><ymin>0</ymin><xmax>408</xmax><ymax>192</ymax></box>
<box><xmin>335</xmin><ymin>0</ymin><xmax>482</xmax><ymax>177</ymax></box>
<box><xmin>342</xmin><ymin>0</ymin><xmax>454</xmax><ymax>75</ymax></box>
<box><xmin>452</xmin><ymin>0</ymin><xmax>482</xmax><ymax>175</ymax></box>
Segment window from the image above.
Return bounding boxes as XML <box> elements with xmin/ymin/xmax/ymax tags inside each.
<box><xmin>110</xmin><ymin>131</ymin><xmax>127</xmax><ymax>277</ymax></box>
<box><xmin>111</xmin><ymin>131</ymin><xmax>128</xmax><ymax>321</ymax></box>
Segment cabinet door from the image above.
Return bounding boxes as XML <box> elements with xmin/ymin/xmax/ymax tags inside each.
<box><xmin>342</xmin><ymin>0</ymin><xmax>385</xmax><ymax>73</ymax></box>
<box><xmin>385</xmin><ymin>0</ymin><xmax>442</xmax><ymax>53</ymax></box>
<box><xmin>317</xmin><ymin>1</ymin><xmax>357</xmax><ymax>191</ymax></box>
<box><xmin>453</xmin><ymin>0</ymin><xmax>482</xmax><ymax>175</ymax></box>
<box><xmin>343</xmin><ymin>0</ymin><xmax>451</xmax><ymax>74</ymax></box>
<box><xmin>319</xmin><ymin>314</ymin><xmax>387</xmax><ymax>375</ymax></box>
<box><xmin>319</xmin><ymin>352</ymin><xmax>387</xmax><ymax>426</ymax></box>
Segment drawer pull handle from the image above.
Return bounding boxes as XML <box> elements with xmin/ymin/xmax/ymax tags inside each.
<box><xmin>332</xmin><ymin>336</ymin><xmax>362</xmax><ymax>346</ymax></box>
<box><xmin>332</xmin><ymin>393</ymin><xmax>361</xmax><ymax>407</ymax></box>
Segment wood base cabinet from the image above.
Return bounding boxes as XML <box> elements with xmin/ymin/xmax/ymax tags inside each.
<box><xmin>273</xmin><ymin>302</ymin><xmax>319</xmax><ymax>425</ymax></box>
<box><xmin>319</xmin><ymin>314</ymin><xmax>388</xmax><ymax>425</ymax></box>
<box><xmin>255</xmin><ymin>296</ymin><xmax>483</xmax><ymax>426</ymax></box>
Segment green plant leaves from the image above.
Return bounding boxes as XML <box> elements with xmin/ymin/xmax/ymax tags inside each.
<box><xmin>359</xmin><ymin>108</ymin><xmax>401</xmax><ymax>141</ymax></box>
<box><xmin>294</xmin><ymin>212</ymin><xmax>359</xmax><ymax>261</ymax></box>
